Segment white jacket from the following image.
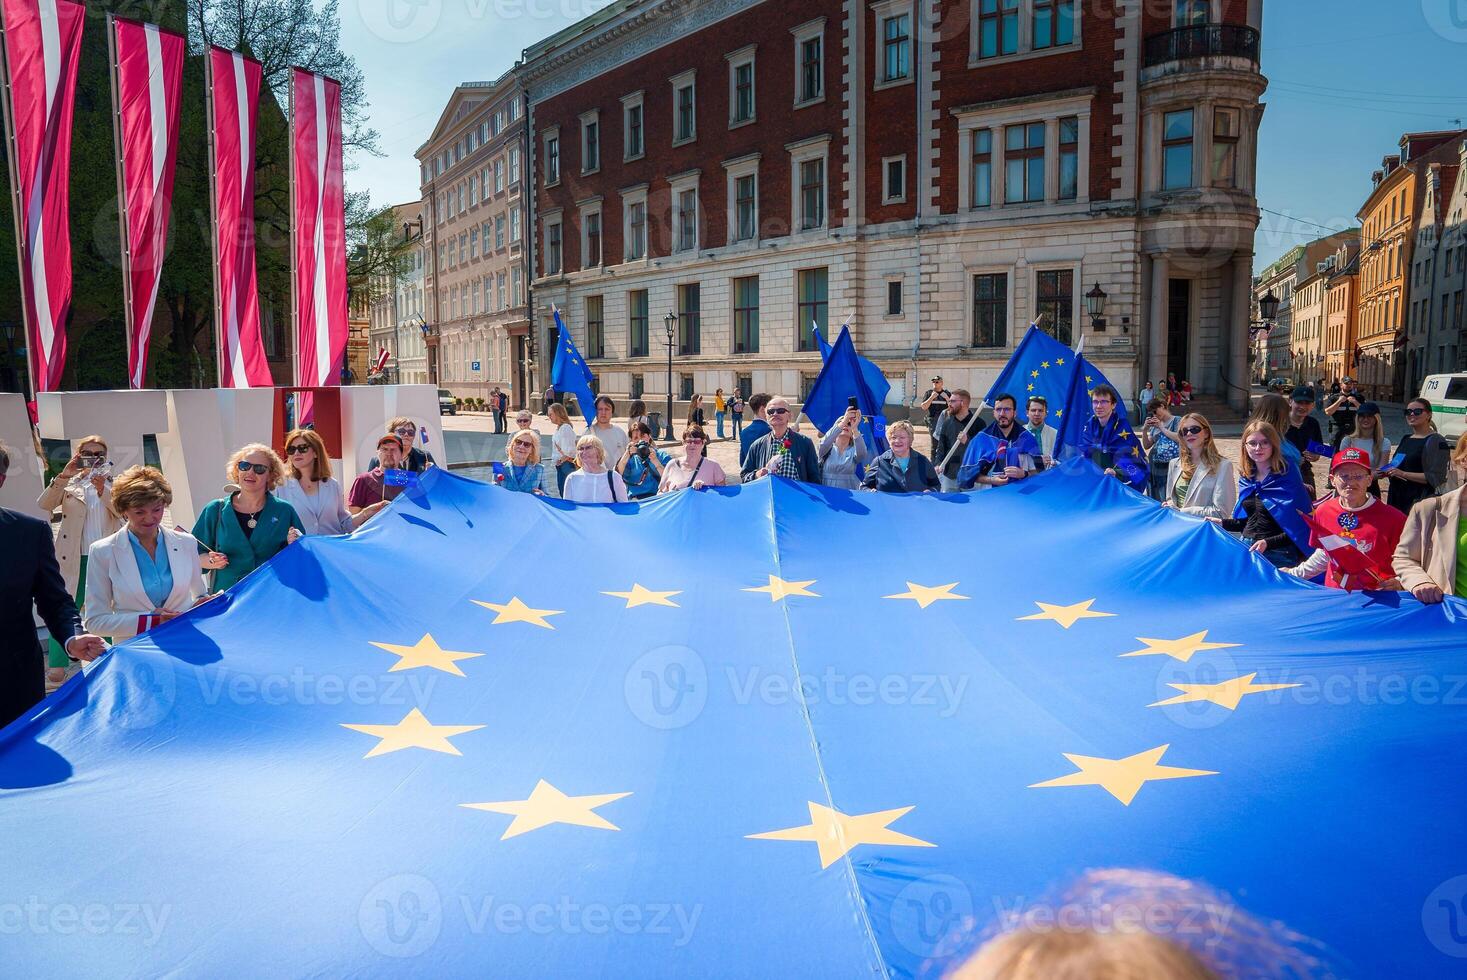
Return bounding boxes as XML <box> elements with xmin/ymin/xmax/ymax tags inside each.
<box><xmin>1165</xmin><ymin>457</ymin><xmax>1237</xmax><ymax>519</ymax></box>
<box><xmin>84</xmin><ymin>526</ymin><xmax>208</xmax><ymax>640</ymax></box>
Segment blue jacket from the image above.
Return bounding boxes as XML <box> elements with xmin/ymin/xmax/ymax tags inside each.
<box><xmin>499</xmin><ymin>463</ymin><xmax>543</xmax><ymax>493</ymax></box>
<box><xmin>862</xmin><ymin>451</ymin><xmax>941</xmax><ymax>493</ymax></box>
<box><xmin>738</xmin><ymin>419</ymin><xmax>771</xmax><ymax>467</ymax></box>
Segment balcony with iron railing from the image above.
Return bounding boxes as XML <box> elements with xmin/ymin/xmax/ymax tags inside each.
<box><xmin>1143</xmin><ymin>23</ymin><xmax>1260</xmax><ymax>70</ymax></box>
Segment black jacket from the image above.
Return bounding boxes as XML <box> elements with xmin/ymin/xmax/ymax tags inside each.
<box><xmin>0</xmin><ymin>507</ymin><xmax>82</xmax><ymax>727</ymax></box>
<box><xmin>863</xmin><ymin>451</ymin><xmax>941</xmax><ymax>493</ymax></box>
<box><xmin>931</xmin><ymin>410</ymin><xmax>983</xmax><ymax>479</ymax></box>
<box><xmin>741</xmin><ymin>430</ymin><xmax>822</xmax><ymax>484</ymax></box>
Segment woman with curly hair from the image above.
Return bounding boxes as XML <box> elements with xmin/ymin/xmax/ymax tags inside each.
<box><xmin>191</xmin><ymin>444</ymin><xmax>304</xmax><ymax>592</ymax></box>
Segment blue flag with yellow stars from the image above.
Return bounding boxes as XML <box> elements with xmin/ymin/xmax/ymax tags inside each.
<box><xmin>982</xmin><ymin>322</ymin><xmax>1077</xmax><ymax>415</ymax></box>
<box><xmin>1</xmin><ymin>463</ymin><xmax>1464</xmax><ymax>976</ymax></box>
<box><xmin>1053</xmin><ymin>351</ymin><xmax>1148</xmax><ymax>490</ymax></box>
<box><xmin>808</xmin><ymin>324</ymin><xmax>889</xmax><ymax>455</ymax></box>
<box><xmin>551</xmin><ymin>305</ymin><xmax>597</xmax><ymax>424</ymax></box>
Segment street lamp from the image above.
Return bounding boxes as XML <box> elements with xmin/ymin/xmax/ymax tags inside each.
<box><xmin>1084</xmin><ymin>282</ymin><xmax>1108</xmax><ymax>331</ymax></box>
<box><xmin>1248</xmin><ymin>290</ymin><xmax>1279</xmax><ymax>342</ymax></box>
<box><xmin>663</xmin><ymin>311</ymin><xmax>677</xmax><ymax>441</ymax></box>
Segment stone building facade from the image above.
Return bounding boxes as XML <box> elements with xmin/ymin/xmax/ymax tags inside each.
<box><xmin>520</xmin><ymin>0</ymin><xmax>1268</xmax><ymax>415</ymax></box>
<box><xmin>368</xmin><ymin>202</ymin><xmax>427</xmax><ymax>385</ymax></box>
<box><xmin>1406</xmin><ymin>136</ymin><xmax>1465</xmax><ymax>393</ymax></box>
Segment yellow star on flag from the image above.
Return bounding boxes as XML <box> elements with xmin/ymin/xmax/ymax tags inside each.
<box><xmin>1030</xmin><ymin>369</ymin><xmax>1040</xmax><ymax>378</ymax></box>
<box><xmin>1085</xmin><ymin>374</ymin><xmax>1093</xmax><ymax>383</ymax></box>
<box><xmin>461</xmin><ymin>779</ymin><xmax>631</xmax><ymax>839</ymax></box>
<box><xmin>341</xmin><ymin>708</ymin><xmax>485</xmax><ymax>759</ymax></box>
<box><xmin>884</xmin><ymin>582</ymin><xmax>968</xmax><ymax>609</ymax></box>
<box><xmin>1054</xmin><ymin>409</ymin><xmax>1064</xmax><ymax>417</ymax></box>
<box><xmin>1121</xmin><ymin>430</ymin><xmax>1134</xmax><ymax>440</ymax></box>
<box><xmin>743</xmin><ymin>575</ymin><xmax>820</xmax><ymax>601</ymax></box>
<box><xmin>1055</xmin><ymin>357</ymin><xmax>1065</xmax><ymax>366</ymax></box>
<box><xmin>1150</xmin><ymin>672</ymin><xmax>1300</xmax><ymax>711</ymax></box>
<box><xmin>1120</xmin><ymin>630</ymin><xmax>1238</xmax><ymax>663</ymax></box>
<box><xmin>1027</xmin><ymin>383</ymin><xmax>1035</xmax><ymax>392</ymax></box>
<box><xmin>472</xmin><ymin>596</ymin><xmax>564</xmax><ymax>629</ymax></box>
<box><xmin>1030</xmin><ymin>744</ymin><xmax>1217</xmax><ymax>805</ymax></box>
<box><xmin>603</xmin><ymin>584</ymin><xmax>682</xmax><ymax>608</ymax></box>
<box><xmin>369</xmin><ymin>634</ymin><xmax>483</xmax><ymax>676</ymax></box>
<box><xmin>747</xmin><ymin>801</ymin><xmax>935</xmax><ymax>869</ymax></box>
<box><xmin>1018</xmin><ymin>599</ymin><xmax>1114</xmax><ymax>629</ymax></box>
<box><xmin>1041</xmin><ymin>360</ymin><xmax>1051</xmax><ymax>369</ymax></box>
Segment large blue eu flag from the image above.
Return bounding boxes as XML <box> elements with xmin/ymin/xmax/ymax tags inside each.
<box><xmin>551</xmin><ymin>305</ymin><xmax>597</xmax><ymax>424</ymax></box>
<box><xmin>1</xmin><ymin>465</ymin><xmax>1463</xmax><ymax>976</ymax></box>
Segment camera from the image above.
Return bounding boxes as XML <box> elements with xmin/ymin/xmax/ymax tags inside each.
<box><xmin>636</xmin><ymin>441</ymin><xmax>651</xmax><ymax>459</ymax></box>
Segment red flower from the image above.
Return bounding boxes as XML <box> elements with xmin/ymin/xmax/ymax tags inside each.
<box><xmin>494</xmin><ymin>473</ymin><xmax>505</xmax><ymax>484</ymax></box>
<box><xmin>781</xmin><ymin>437</ymin><xmax>792</xmax><ymax>449</ymax></box>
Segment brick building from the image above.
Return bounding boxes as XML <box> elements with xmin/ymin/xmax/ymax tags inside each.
<box><xmin>415</xmin><ymin>71</ymin><xmax>533</xmax><ymax>406</ymax></box>
<box><xmin>1406</xmin><ymin>136</ymin><xmax>1465</xmax><ymax>391</ymax></box>
<box><xmin>522</xmin><ymin>0</ymin><xmax>1267</xmax><ymax>415</ymax></box>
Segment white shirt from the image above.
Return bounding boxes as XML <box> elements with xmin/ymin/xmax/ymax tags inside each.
<box><xmin>552</xmin><ymin>423</ymin><xmax>578</xmax><ymax>465</ymax></box>
<box><xmin>588</xmin><ymin>422</ymin><xmax>629</xmax><ymax>465</ymax></box>
<box><xmin>276</xmin><ymin>477</ymin><xmax>353</xmax><ymax>536</ymax></box>
<box><xmin>563</xmin><ymin>469</ymin><xmax>628</xmax><ymax>503</ymax></box>
<box><xmin>78</xmin><ymin>479</ymin><xmax>115</xmax><ymax>552</ymax></box>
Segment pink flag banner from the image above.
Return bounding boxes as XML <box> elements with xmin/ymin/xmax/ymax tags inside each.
<box><xmin>110</xmin><ymin>16</ymin><xmax>183</xmax><ymax>389</ymax></box>
<box><xmin>290</xmin><ymin>67</ymin><xmax>347</xmax><ymax>391</ymax></box>
<box><xmin>207</xmin><ymin>44</ymin><xmax>273</xmax><ymax>388</ymax></box>
<box><xmin>0</xmin><ymin>0</ymin><xmax>84</xmax><ymax>393</ymax></box>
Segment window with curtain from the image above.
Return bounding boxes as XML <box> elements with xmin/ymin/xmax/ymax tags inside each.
<box><xmin>971</xmin><ymin>129</ymin><xmax>992</xmax><ymax>208</ymax></box>
<box><xmin>1058</xmin><ymin>116</ymin><xmax>1079</xmax><ymax>200</ymax></box>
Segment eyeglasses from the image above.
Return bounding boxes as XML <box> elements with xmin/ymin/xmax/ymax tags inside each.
<box><xmin>236</xmin><ymin>461</ymin><xmax>269</xmax><ymax>475</ymax></box>
<box><xmin>683</xmin><ymin>437</ymin><xmax>705</xmax><ymax>444</ymax></box>
<box><xmin>286</xmin><ymin>444</ymin><xmax>312</xmax><ymax>455</ymax></box>
<box><xmin>1178</xmin><ymin>426</ymin><xmax>1204</xmax><ymax>436</ymax></box>
<box><xmin>394</xmin><ymin>427</ymin><xmax>416</xmax><ymax>437</ymax></box>
<box><xmin>1333</xmin><ymin>469</ymin><xmax>1370</xmax><ymax>481</ymax></box>
<box><xmin>767</xmin><ymin>407</ymin><xmax>790</xmax><ymax>416</ymax></box>
<box><xmin>1404</xmin><ymin>408</ymin><xmax>1426</xmax><ymax>417</ymax></box>
<box><xmin>512</xmin><ymin>440</ymin><xmax>535</xmax><ymax>449</ymax></box>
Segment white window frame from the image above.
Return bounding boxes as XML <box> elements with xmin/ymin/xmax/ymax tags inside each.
<box><xmin>542</xmin><ymin>127</ymin><xmax>561</xmax><ymax>188</ymax></box>
<box><xmin>509</xmin><ymin>146</ymin><xmax>521</xmax><ymax>185</ymax></box>
<box><xmin>726</xmin><ymin>45</ymin><xmax>757</xmax><ymax>128</ymax></box>
<box><xmin>542</xmin><ymin>209</ymin><xmax>564</xmax><ymax>277</ymax></box>
<box><xmin>495</xmin><ymin>214</ymin><xmax>506</xmax><ymax>250</ymax></box>
<box><xmin>669</xmin><ymin>169</ymin><xmax>702</xmax><ymax>254</ymax></box>
<box><xmin>788</xmin><ymin>134</ymin><xmax>831</xmax><ymax>235</ymax></box>
<box><xmin>621</xmin><ymin>90</ymin><xmax>646</xmax><ymax>162</ymax></box>
<box><xmin>670</xmin><ymin>69</ymin><xmax>697</xmax><ymax>146</ymax></box>
<box><xmin>791</xmin><ymin>17</ymin><xmax>826</xmax><ymax>108</ymax></box>
<box><xmin>723</xmin><ymin>152</ymin><xmax>761</xmax><ymax>247</ymax></box>
<box><xmin>969</xmin><ymin>0</ymin><xmax>1084</xmax><ymax>68</ymax></box>
<box><xmin>953</xmin><ymin>91</ymin><xmax>1092</xmax><ymax>212</ymax></box>
<box><xmin>580</xmin><ymin>109</ymin><xmax>601</xmax><ymax>175</ymax></box>
<box><xmin>872</xmin><ymin>0</ymin><xmax>914</xmax><ymax>91</ymax></box>
<box><xmin>495</xmin><ymin>158</ymin><xmax>505</xmax><ymax>194</ymax></box>
<box><xmin>579</xmin><ymin>197</ymin><xmax>604</xmax><ymax>270</ymax></box>
<box><xmin>881</xmin><ymin>154</ymin><xmax>907</xmax><ymax>204</ymax></box>
<box><xmin>621</xmin><ymin>183</ymin><xmax>649</xmax><ymax>261</ymax></box>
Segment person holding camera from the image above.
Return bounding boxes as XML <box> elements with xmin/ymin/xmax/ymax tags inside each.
<box><xmin>1325</xmin><ymin>378</ymin><xmax>1361</xmax><ymax>451</ymax></box>
<box><xmin>37</xmin><ymin>435</ymin><xmax>120</xmax><ymax>687</ymax></box>
<box><xmin>920</xmin><ymin>376</ymin><xmax>950</xmax><ymax>430</ymax></box>
<box><xmin>661</xmin><ymin>425</ymin><xmax>726</xmax><ymax>491</ymax></box>
<box><xmin>818</xmin><ymin>405</ymin><xmax>871</xmax><ymax>490</ymax></box>
<box><xmin>1140</xmin><ymin>398</ymin><xmax>1181</xmax><ymax>502</ymax></box>
<box><xmin>617</xmin><ymin>422</ymin><xmax>670</xmax><ymax>500</ymax></box>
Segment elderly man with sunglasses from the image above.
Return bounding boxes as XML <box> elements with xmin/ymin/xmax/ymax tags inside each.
<box><xmin>740</xmin><ymin>397</ymin><xmax>822</xmax><ymax>485</ymax></box>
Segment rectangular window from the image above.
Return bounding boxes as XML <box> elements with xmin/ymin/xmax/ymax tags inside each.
<box><xmin>509</xmin><ymin>147</ymin><xmax>520</xmax><ymax>184</ymax></box>
<box><xmin>497</xmin><ymin>272</ymin><xmax>506</xmax><ymax>310</ymax></box>
<box><xmin>887</xmin><ymin>280</ymin><xmax>903</xmax><ymax>316</ymax></box>
<box><xmin>1033</xmin><ymin>0</ymin><xmax>1075</xmax><ymax>49</ymax></box>
<box><xmin>585</xmin><ymin>212</ymin><xmax>601</xmax><ymax>267</ymax></box>
<box><xmin>677</xmin><ymin>283</ymin><xmax>701</xmax><ymax>355</ymax></box>
<box><xmin>1212</xmin><ymin>107</ymin><xmax>1239</xmax><ymax>188</ymax></box>
<box><xmin>448</xmin><ymin>237</ymin><xmax>457</xmax><ymax>266</ymax></box>
<box><xmin>797</xmin><ymin>267</ymin><xmax>828</xmax><ymax>352</ymax></box>
<box><xmin>583</xmin><ymin>120</ymin><xmax>600</xmax><ymax>172</ymax></box>
<box><xmin>495</xmin><ymin>159</ymin><xmax>505</xmax><ymax>193</ymax></box>
<box><xmin>884</xmin><ymin>157</ymin><xmax>906</xmax><ymax>203</ymax></box>
<box><xmin>882</xmin><ymin>13</ymin><xmax>911</xmax><ymax>82</ymax></box>
<box><xmin>1004</xmin><ymin>122</ymin><xmax>1045</xmax><ymax>203</ymax></box>
<box><xmin>676</xmin><ymin>84</ymin><xmax>696</xmax><ymax>141</ymax></box>
<box><xmin>971</xmin><ymin>129</ymin><xmax>992</xmax><ymax>208</ymax></box>
<box><xmin>1058</xmin><ymin>116</ymin><xmax>1079</xmax><ymax>201</ymax></box>
<box><xmin>800</xmin><ymin>36</ymin><xmax>823</xmax><ymax>102</ymax></box>
<box><xmin>586</xmin><ymin>295</ymin><xmax>605</xmax><ymax>359</ymax></box>
<box><xmin>626</xmin><ymin>103</ymin><xmax>644</xmax><ymax>158</ymax></box>
<box><xmin>677</xmin><ymin>188</ymin><xmax>699</xmax><ymax>251</ymax></box>
<box><xmin>979</xmin><ymin>0</ymin><xmax>1019</xmax><ymax>58</ymax></box>
<box><xmin>1162</xmin><ymin>109</ymin><xmax>1194</xmax><ymax>190</ymax></box>
<box><xmin>495</xmin><ymin>215</ymin><xmax>505</xmax><ymax>249</ymax></box>
<box><xmin>546</xmin><ymin>221</ymin><xmax>562</xmax><ymax>275</ymax></box>
<box><xmin>735</xmin><ymin>174</ymin><xmax>757</xmax><ymax>242</ymax></box>
<box><xmin>627</xmin><ymin>201</ymin><xmax>647</xmax><ymax>259</ymax></box>
<box><xmin>511</xmin><ymin>208</ymin><xmax>521</xmax><ymax>242</ymax></box>
<box><xmin>681</xmin><ymin>375</ymin><xmax>696</xmax><ymax>401</ymax></box>
<box><xmin>800</xmin><ymin>158</ymin><xmax>825</xmax><ymax>230</ymax></box>
<box><xmin>733</xmin><ymin>276</ymin><xmax>760</xmax><ymax>353</ymax></box>
<box><xmin>545</xmin><ymin>136</ymin><xmax>560</xmax><ymax>185</ymax></box>
<box><xmin>512</xmin><ymin>267</ymin><xmax>522</xmax><ymax>306</ymax></box>
<box><xmin>629</xmin><ymin>289</ymin><xmax>649</xmax><ymax>357</ymax></box>
<box><xmin>733</xmin><ymin>62</ymin><xmax>755</xmax><ymax>123</ymax></box>
<box><xmin>1175</xmin><ymin>0</ymin><xmax>1210</xmax><ymax>26</ymax></box>
<box><xmin>1035</xmin><ymin>269</ymin><xmax>1074</xmax><ymax>345</ymax></box>
<box><xmin>972</xmin><ymin>273</ymin><xmax>1007</xmax><ymax>347</ymax></box>
<box><xmin>469</xmin><ymin>227</ymin><xmax>479</xmax><ymax>258</ymax></box>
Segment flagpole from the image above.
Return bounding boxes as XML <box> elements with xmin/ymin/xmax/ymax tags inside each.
<box><xmin>287</xmin><ymin>69</ymin><xmax>300</xmax><ymax>391</ymax></box>
<box><xmin>106</xmin><ymin>14</ymin><xmax>139</xmax><ymax>389</ymax></box>
<box><xmin>0</xmin><ymin>8</ymin><xmax>37</xmax><ymax>401</ymax></box>
<box><xmin>203</xmin><ymin>49</ymin><xmax>225</xmax><ymax>388</ymax></box>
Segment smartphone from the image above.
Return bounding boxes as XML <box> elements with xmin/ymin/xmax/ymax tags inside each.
<box><xmin>847</xmin><ymin>396</ymin><xmax>859</xmax><ymax>410</ymax></box>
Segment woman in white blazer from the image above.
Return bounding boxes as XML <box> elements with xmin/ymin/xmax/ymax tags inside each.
<box><xmin>274</xmin><ymin>427</ymin><xmax>362</xmax><ymax>536</ymax></box>
<box><xmin>1163</xmin><ymin>414</ymin><xmax>1238</xmax><ymax>519</ymax></box>
<box><xmin>84</xmin><ymin>466</ymin><xmax>208</xmax><ymax>642</ymax></box>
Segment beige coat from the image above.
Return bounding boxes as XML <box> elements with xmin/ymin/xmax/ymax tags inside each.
<box><xmin>37</xmin><ymin>475</ymin><xmax>116</xmax><ymax>596</ymax></box>
<box><xmin>83</xmin><ymin>525</ymin><xmax>207</xmax><ymax>640</ymax></box>
<box><xmin>1394</xmin><ymin>485</ymin><xmax>1464</xmax><ymax>596</ymax></box>
<box><xmin>1165</xmin><ymin>457</ymin><xmax>1238</xmax><ymax>519</ymax></box>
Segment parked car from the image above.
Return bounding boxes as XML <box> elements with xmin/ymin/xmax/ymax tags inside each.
<box><xmin>1267</xmin><ymin>377</ymin><xmax>1293</xmax><ymax>393</ymax></box>
<box><xmin>439</xmin><ymin>388</ymin><xmax>456</xmax><ymax>416</ymax></box>
<box><xmin>1420</xmin><ymin>373</ymin><xmax>1466</xmax><ymax>445</ymax></box>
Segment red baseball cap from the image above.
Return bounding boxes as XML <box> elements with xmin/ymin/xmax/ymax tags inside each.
<box><xmin>1330</xmin><ymin>447</ymin><xmax>1371</xmax><ymax>473</ymax></box>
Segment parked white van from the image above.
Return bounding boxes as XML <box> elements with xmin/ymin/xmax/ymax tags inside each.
<box><xmin>1419</xmin><ymin>374</ymin><xmax>1466</xmax><ymax>444</ymax></box>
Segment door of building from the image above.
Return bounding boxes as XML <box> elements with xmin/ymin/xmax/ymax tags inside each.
<box><xmin>513</xmin><ymin>336</ymin><xmax>528</xmax><ymax>409</ymax></box>
<box><xmin>1167</xmin><ymin>278</ymin><xmax>1191</xmax><ymax>383</ymax></box>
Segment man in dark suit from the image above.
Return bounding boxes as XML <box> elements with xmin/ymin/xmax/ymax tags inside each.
<box><xmin>740</xmin><ymin>397</ymin><xmax>822</xmax><ymax>484</ymax></box>
<box><xmin>0</xmin><ymin>442</ymin><xmax>106</xmax><ymax>728</ymax></box>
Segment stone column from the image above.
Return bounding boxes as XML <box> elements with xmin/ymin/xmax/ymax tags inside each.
<box><xmin>1229</xmin><ymin>254</ymin><xmax>1252</xmax><ymax>412</ymax></box>
<box><xmin>1147</xmin><ymin>253</ymin><xmax>1170</xmax><ymax>385</ymax></box>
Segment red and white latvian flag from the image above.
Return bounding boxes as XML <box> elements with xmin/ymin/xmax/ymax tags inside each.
<box><xmin>290</xmin><ymin>68</ymin><xmax>348</xmax><ymax>390</ymax></box>
<box><xmin>1299</xmin><ymin>509</ymin><xmax>1385</xmax><ymax>592</ymax></box>
<box><xmin>207</xmin><ymin>45</ymin><xmax>273</xmax><ymax>388</ymax></box>
<box><xmin>372</xmin><ymin>346</ymin><xmax>390</xmax><ymax>375</ymax></box>
<box><xmin>110</xmin><ymin>17</ymin><xmax>183</xmax><ymax>389</ymax></box>
<box><xmin>0</xmin><ymin>0</ymin><xmax>84</xmax><ymax>392</ymax></box>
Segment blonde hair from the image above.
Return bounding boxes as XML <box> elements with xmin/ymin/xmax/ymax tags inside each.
<box><xmin>1452</xmin><ymin>434</ymin><xmax>1467</xmax><ymax>470</ymax></box>
<box><xmin>75</xmin><ymin>433</ymin><xmax>108</xmax><ymax>454</ymax></box>
<box><xmin>1348</xmin><ymin>412</ymin><xmax>1386</xmax><ymax>466</ymax></box>
<box><xmin>953</xmin><ymin>926</ymin><xmax>1216</xmax><ymax>980</ymax></box>
<box><xmin>111</xmin><ymin>465</ymin><xmax>172</xmax><ymax>513</ymax></box>
<box><xmin>1176</xmin><ymin>414</ymin><xmax>1222</xmax><ymax>482</ymax></box>
<box><xmin>226</xmin><ymin>443</ymin><xmax>289</xmax><ymax>489</ymax></box>
<box><xmin>386</xmin><ymin>416</ymin><xmax>418</xmax><ymax>436</ymax></box>
<box><xmin>574</xmin><ymin>434</ymin><xmax>606</xmax><ymax>469</ymax></box>
<box><xmin>887</xmin><ymin>419</ymin><xmax>916</xmax><ymax>444</ymax></box>
<box><xmin>506</xmin><ymin>431</ymin><xmax>541</xmax><ymax>464</ymax></box>
<box><xmin>283</xmin><ymin>428</ymin><xmax>332</xmax><ymax>482</ymax></box>
<box><xmin>1249</xmin><ymin>394</ymin><xmax>1291</xmax><ymax>444</ymax></box>
<box><xmin>547</xmin><ymin>403</ymin><xmax>571</xmax><ymax>427</ymax></box>
<box><xmin>1238</xmin><ymin>421</ymin><xmax>1287</xmax><ymax>479</ymax></box>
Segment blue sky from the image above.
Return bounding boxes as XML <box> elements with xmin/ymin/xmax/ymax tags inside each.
<box><xmin>341</xmin><ymin>0</ymin><xmax>1467</xmax><ymax>271</ymax></box>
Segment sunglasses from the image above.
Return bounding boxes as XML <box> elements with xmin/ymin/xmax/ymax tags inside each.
<box><xmin>767</xmin><ymin>407</ymin><xmax>790</xmax><ymax>416</ymax></box>
<box><xmin>683</xmin><ymin>437</ymin><xmax>705</xmax><ymax>443</ymax></box>
<box><xmin>1179</xmin><ymin>426</ymin><xmax>1204</xmax><ymax>436</ymax></box>
<box><xmin>1404</xmin><ymin>408</ymin><xmax>1426</xmax><ymax>417</ymax></box>
<box><xmin>286</xmin><ymin>444</ymin><xmax>312</xmax><ymax>455</ymax></box>
<box><xmin>512</xmin><ymin>440</ymin><xmax>535</xmax><ymax>449</ymax></box>
<box><xmin>236</xmin><ymin>461</ymin><xmax>270</xmax><ymax>475</ymax></box>
<box><xmin>394</xmin><ymin>427</ymin><xmax>417</xmax><ymax>437</ymax></box>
